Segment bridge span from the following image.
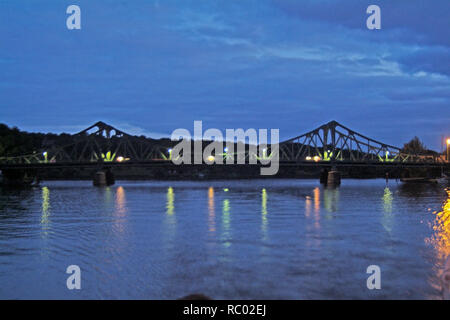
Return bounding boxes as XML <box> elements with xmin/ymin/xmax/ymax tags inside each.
<box><xmin>0</xmin><ymin>121</ymin><xmax>448</xmax><ymax>186</ymax></box>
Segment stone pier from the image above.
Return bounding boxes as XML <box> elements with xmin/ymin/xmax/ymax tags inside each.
<box><xmin>93</xmin><ymin>169</ymin><xmax>115</xmax><ymax>186</ymax></box>
<box><xmin>327</xmin><ymin>170</ymin><xmax>341</xmax><ymax>186</ymax></box>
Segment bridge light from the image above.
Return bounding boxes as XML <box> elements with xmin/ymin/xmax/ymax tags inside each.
<box><xmin>168</xmin><ymin>148</ymin><xmax>172</xmax><ymax>153</ymax></box>
<box><xmin>306</xmin><ymin>156</ymin><xmax>312</xmax><ymax>161</ymax></box>
<box><xmin>313</xmin><ymin>156</ymin><xmax>321</xmax><ymax>162</ymax></box>
<box><xmin>207</xmin><ymin>155</ymin><xmax>215</xmax><ymax>162</ymax></box>
<box><xmin>224</xmin><ymin>147</ymin><xmax>228</xmax><ymax>153</ymax></box>
<box><xmin>386</xmin><ymin>151</ymin><xmax>390</xmax><ymax>155</ymax></box>
<box><xmin>42</xmin><ymin>151</ymin><xmax>47</xmax><ymax>156</ymax></box>
<box><xmin>116</xmin><ymin>156</ymin><xmax>124</xmax><ymax>162</ymax></box>
<box><xmin>447</xmin><ymin>138</ymin><xmax>450</xmax><ymax>145</ymax></box>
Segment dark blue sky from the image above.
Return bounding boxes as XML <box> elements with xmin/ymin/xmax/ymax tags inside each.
<box><xmin>0</xmin><ymin>0</ymin><xmax>449</xmax><ymax>150</ymax></box>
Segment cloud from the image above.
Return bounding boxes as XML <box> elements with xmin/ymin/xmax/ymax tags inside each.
<box><xmin>0</xmin><ymin>0</ymin><xmax>448</xmax><ymax>150</ymax></box>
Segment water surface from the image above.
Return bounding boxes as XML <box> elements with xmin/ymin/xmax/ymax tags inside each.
<box><xmin>0</xmin><ymin>179</ymin><xmax>448</xmax><ymax>299</ymax></box>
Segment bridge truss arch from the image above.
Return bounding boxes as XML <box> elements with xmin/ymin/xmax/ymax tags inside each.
<box><xmin>279</xmin><ymin>121</ymin><xmax>442</xmax><ymax>164</ymax></box>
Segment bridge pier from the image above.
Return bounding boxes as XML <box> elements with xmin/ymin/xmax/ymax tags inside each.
<box><xmin>327</xmin><ymin>169</ymin><xmax>341</xmax><ymax>186</ymax></box>
<box><xmin>93</xmin><ymin>169</ymin><xmax>115</xmax><ymax>186</ymax></box>
<box><xmin>319</xmin><ymin>168</ymin><xmax>341</xmax><ymax>186</ymax></box>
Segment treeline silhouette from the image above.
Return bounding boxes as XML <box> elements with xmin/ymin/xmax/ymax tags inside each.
<box><xmin>0</xmin><ymin>123</ymin><xmax>170</xmax><ymax>158</ymax></box>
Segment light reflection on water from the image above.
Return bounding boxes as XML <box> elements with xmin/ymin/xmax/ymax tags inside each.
<box><xmin>208</xmin><ymin>187</ymin><xmax>215</xmax><ymax>234</ymax></box>
<box><xmin>40</xmin><ymin>186</ymin><xmax>51</xmax><ymax>235</ymax></box>
<box><xmin>382</xmin><ymin>187</ymin><xmax>394</xmax><ymax>234</ymax></box>
<box><xmin>0</xmin><ymin>179</ymin><xmax>449</xmax><ymax>299</ymax></box>
<box><xmin>261</xmin><ymin>188</ymin><xmax>268</xmax><ymax>241</ymax></box>
<box><xmin>426</xmin><ymin>188</ymin><xmax>450</xmax><ymax>260</ymax></box>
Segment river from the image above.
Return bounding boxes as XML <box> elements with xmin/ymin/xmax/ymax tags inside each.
<box><xmin>0</xmin><ymin>179</ymin><xmax>448</xmax><ymax>299</ymax></box>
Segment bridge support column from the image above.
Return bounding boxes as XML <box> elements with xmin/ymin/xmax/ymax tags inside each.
<box><xmin>93</xmin><ymin>170</ymin><xmax>115</xmax><ymax>186</ymax></box>
<box><xmin>327</xmin><ymin>170</ymin><xmax>341</xmax><ymax>186</ymax></box>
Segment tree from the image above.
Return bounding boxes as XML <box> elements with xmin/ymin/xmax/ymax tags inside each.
<box><xmin>402</xmin><ymin>136</ymin><xmax>427</xmax><ymax>154</ymax></box>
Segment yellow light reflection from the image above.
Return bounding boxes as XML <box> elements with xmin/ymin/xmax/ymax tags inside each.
<box><xmin>166</xmin><ymin>187</ymin><xmax>175</xmax><ymax>215</ymax></box>
<box><xmin>262</xmin><ymin>188</ymin><xmax>268</xmax><ymax>238</ymax></box>
<box><xmin>382</xmin><ymin>187</ymin><xmax>393</xmax><ymax>213</ymax></box>
<box><xmin>113</xmin><ymin>186</ymin><xmax>128</xmax><ymax>235</ymax></box>
<box><xmin>41</xmin><ymin>186</ymin><xmax>50</xmax><ymax>225</ymax></box>
<box><xmin>115</xmin><ymin>186</ymin><xmax>127</xmax><ymax>215</ymax></box>
<box><xmin>313</xmin><ymin>187</ymin><xmax>320</xmax><ymax>214</ymax></box>
<box><xmin>381</xmin><ymin>187</ymin><xmax>394</xmax><ymax>233</ymax></box>
<box><xmin>40</xmin><ymin>186</ymin><xmax>51</xmax><ymax>253</ymax></box>
<box><xmin>426</xmin><ymin>189</ymin><xmax>450</xmax><ymax>260</ymax></box>
<box><xmin>313</xmin><ymin>187</ymin><xmax>321</xmax><ymax>229</ymax></box>
<box><xmin>208</xmin><ymin>187</ymin><xmax>216</xmax><ymax>233</ymax></box>
<box><xmin>40</xmin><ymin>186</ymin><xmax>51</xmax><ymax>239</ymax></box>
<box><xmin>163</xmin><ymin>186</ymin><xmax>177</xmax><ymax>251</ymax></box>
<box><xmin>222</xmin><ymin>199</ymin><xmax>231</xmax><ymax>247</ymax></box>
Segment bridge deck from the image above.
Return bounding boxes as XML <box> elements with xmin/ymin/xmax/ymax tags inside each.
<box><xmin>1</xmin><ymin>160</ymin><xmax>448</xmax><ymax>170</ymax></box>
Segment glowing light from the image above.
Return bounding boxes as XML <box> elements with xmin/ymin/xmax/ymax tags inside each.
<box><xmin>116</xmin><ymin>156</ymin><xmax>124</xmax><ymax>162</ymax></box>
<box><xmin>382</xmin><ymin>187</ymin><xmax>393</xmax><ymax>213</ymax></box>
<box><xmin>381</xmin><ymin>187</ymin><xmax>394</xmax><ymax>233</ymax></box>
<box><xmin>305</xmin><ymin>156</ymin><xmax>312</xmax><ymax>161</ymax></box>
<box><xmin>223</xmin><ymin>188</ymin><xmax>229</xmax><ymax>192</ymax></box>
<box><xmin>262</xmin><ymin>188</ymin><xmax>268</xmax><ymax>237</ymax></box>
<box><xmin>313</xmin><ymin>187</ymin><xmax>321</xmax><ymax>229</ymax></box>
<box><xmin>207</xmin><ymin>155</ymin><xmax>215</xmax><ymax>162</ymax></box>
<box><xmin>115</xmin><ymin>186</ymin><xmax>127</xmax><ymax>215</ymax></box>
<box><xmin>166</xmin><ymin>187</ymin><xmax>174</xmax><ymax>215</ymax></box>
<box><xmin>425</xmin><ymin>188</ymin><xmax>450</xmax><ymax>260</ymax></box>
<box><xmin>222</xmin><ymin>199</ymin><xmax>231</xmax><ymax>247</ymax></box>
<box><xmin>224</xmin><ymin>147</ymin><xmax>229</xmax><ymax>153</ymax></box>
<box><xmin>168</xmin><ymin>148</ymin><xmax>172</xmax><ymax>153</ymax></box>
<box><xmin>447</xmin><ymin>139</ymin><xmax>450</xmax><ymax>145</ymax></box>
<box><xmin>113</xmin><ymin>186</ymin><xmax>127</xmax><ymax>235</ymax></box>
<box><xmin>41</xmin><ymin>186</ymin><xmax>50</xmax><ymax>225</ymax></box>
<box><xmin>208</xmin><ymin>187</ymin><xmax>215</xmax><ymax>233</ymax></box>
<box><xmin>42</xmin><ymin>151</ymin><xmax>47</xmax><ymax>156</ymax></box>
<box><xmin>313</xmin><ymin>156</ymin><xmax>321</xmax><ymax>162</ymax></box>
<box><xmin>40</xmin><ymin>186</ymin><xmax>51</xmax><ymax>238</ymax></box>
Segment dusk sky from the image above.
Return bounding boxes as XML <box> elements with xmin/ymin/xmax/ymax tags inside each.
<box><xmin>0</xmin><ymin>0</ymin><xmax>449</xmax><ymax>150</ymax></box>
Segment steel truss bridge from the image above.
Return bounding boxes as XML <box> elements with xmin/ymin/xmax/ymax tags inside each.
<box><xmin>0</xmin><ymin>121</ymin><xmax>447</xmax><ymax>171</ymax></box>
